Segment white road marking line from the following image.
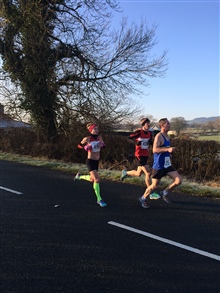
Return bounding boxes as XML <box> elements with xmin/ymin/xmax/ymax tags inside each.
<box><xmin>0</xmin><ymin>186</ymin><xmax>23</xmax><ymax>195</ymax></box>
<box><xmin>108</xmin><ymin>221</ymin><xmax>220</xmax><ymax>262</ymax></box>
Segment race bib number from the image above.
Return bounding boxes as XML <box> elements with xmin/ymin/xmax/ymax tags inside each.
<box><xmin>140</xmin><ymin>138</ymin><xmax>149</xmax><ymax>150</ymax></box>
<box><xmin>90</xmin><ymin>141</ymin><xmax>101</xmax><ymax>152</ymax></box>
<box><xmin>164</xmin><ymin>156</ymin><xmax>171</xmax><ymax>168</ymax></box>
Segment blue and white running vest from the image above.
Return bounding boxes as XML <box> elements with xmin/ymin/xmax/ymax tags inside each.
<box><xmin>153</xmin><ymin>134</ymin><xmax>172</xmax><ymax>170</ymax></box>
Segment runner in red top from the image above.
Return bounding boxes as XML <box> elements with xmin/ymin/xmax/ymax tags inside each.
<box><xmin>120</xmin><ymin>118</ymin><xmax>153</xmax><ymax>187</ymax></box>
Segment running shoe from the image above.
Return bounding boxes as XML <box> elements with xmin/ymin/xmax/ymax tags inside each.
<box><xmin>120</xmin><ymin>169</ymin><xmax>127</xmax><ymax>181</ymax></box>
<box><xmin>160</xmin><ymin>191</ymin><xmax>171</xmax><ymax>203</ymax></box>
<box><xmin>138</xmin><ymin>197</ymin><xmax>150</xmax><ymax>208</ymax></box>
<box><xmin>74</xmin><ymin>173</ymin><xmax>81</xmax><ymax>181</ymax></box>
<box><xmin>149</xmin><ymin>192</ymin><xmax>161</xmax><ymax>200</ymax></box>
<box><xmin>97</xmin><ymin>200</ymin><xmax>107</xmax><ymax>207</ymax></box>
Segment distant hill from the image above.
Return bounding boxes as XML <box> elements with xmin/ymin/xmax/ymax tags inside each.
<box><xmin>186</xmin><ymin>116</ymin><xmax>219</xmax><ymax>125</ymax></box>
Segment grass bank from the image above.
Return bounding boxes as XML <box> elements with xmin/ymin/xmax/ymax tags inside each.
<box><xmin>1</xmin><ymin>151</ymin><xmax>220</xmax><ymax>198</ymax></box>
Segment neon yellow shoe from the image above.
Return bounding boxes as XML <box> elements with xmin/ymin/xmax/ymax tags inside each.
<box><xmin>149</xmin><ymin>192</ymin><xmax>161</xmax><ymax>200</ymax></box>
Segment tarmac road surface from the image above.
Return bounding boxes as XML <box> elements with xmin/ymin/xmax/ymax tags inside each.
<box><xmin>0</xmin><ymin>160</ymin><xmax>220</xmax><ymax>293</ymax></box>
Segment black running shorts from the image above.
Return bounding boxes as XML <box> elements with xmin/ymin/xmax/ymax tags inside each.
<box><xmin>86</xmin><ymin>158</ymin><xmax>99</xmax><ymax>172</ymax></box>
<box><xmin>152</xmin><ymin>166</ymin><xmax>176</xmax><ymax>179</ymax></box>
<box><xmin>135</xmin><ymin>156</ymin><xmax>149</xmax><ymax>166</ymax></box>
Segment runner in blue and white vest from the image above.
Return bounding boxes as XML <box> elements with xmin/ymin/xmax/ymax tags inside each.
<box><xmin>139</xmin><ymin>118</ymin><xmax>182</xmax><ymax>208</ymax></box>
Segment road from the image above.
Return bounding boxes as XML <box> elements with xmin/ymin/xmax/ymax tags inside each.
<box><xmin>0</xmin><ymin>160</ymin><xmax>220</xmax><ymax>293</ymax></box>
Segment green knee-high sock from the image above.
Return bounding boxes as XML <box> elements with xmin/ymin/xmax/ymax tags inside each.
<box><xmin>93</xmin><ymin>182</ymin><xmax>102</xmax><ymax>201</ymax></box>
<box><xmin>80</xmin><ymin>175</ymin><xmax>91</xmax><ymax>181</ymax></box>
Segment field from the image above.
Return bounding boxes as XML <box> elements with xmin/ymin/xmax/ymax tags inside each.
<box><xmin>198</xmin><ymin>135</ymin><xmax>220</xmax><ymax>142</ymax></box>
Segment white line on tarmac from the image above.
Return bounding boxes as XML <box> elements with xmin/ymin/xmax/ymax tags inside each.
<box><xmin>0</xmin><ymin>186</ymin><xmax>23</xmax><ymax>195</ymax></box>
<box><xmin>108</xmin><ymin>221</ymin><xmax>220</xmax><ymax>262</ymax></box>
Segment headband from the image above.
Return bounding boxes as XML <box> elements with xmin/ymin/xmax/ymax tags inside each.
<box><xmin>88</xmin><ymin>124</ymin><xmax>97</xmax><ymax>133</ymax></box>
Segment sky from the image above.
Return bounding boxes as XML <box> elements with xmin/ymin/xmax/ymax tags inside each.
<box><xmin>0</xmin><ymin>1</ymin><xmax>218</xmax><ymax>122</ymax></box>
<box><xmin>112</xmin><ymin>0</ymin><xmax>219</xmax><ymax>121</ymax></box>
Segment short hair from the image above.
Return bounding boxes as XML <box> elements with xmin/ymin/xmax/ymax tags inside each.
<box><xmin>158</xmin><ymin>118</ymin><xmax>168</xmax><ymax>128</ymax></box>
<box><xmin>140</xmin><ymin>118</ymin><xmax>150</xmax><ymax>126</ymax></box>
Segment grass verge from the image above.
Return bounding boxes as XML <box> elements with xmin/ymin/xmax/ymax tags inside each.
<box><xmin>1</xmin><ymin>151</ymin><xmax>220</xmax><ymax>198</ymax></box>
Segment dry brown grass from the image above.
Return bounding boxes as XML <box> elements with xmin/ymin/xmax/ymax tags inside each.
<box><xmin>205</xmin><ymin>178</ymin><xmax>220</xmax><ymax>188</ymax></box>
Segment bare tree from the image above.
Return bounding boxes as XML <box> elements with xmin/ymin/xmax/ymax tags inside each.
<box><xmin>0</xmin><ymin>0</ymin><xmax>167</xmax><ymax>141</ymax></box>
<box><xmin>170</xmin><ymin>116</ymin><xmax>187</xmax><ymax>136</ymax></box>
<box><xmin>213</xmin><ymin>118</ymin><xmax>220</xmax><ymax>132</ymax></box>
<box><xmin>204</xmin><ymin>121</ymin><xmax>215</xmax><ymax>133</ymax></box>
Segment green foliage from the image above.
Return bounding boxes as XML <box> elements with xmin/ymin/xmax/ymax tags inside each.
<box><xmin>0</xmin><ymin>0</ymin><xmax>59</xmax><ymax>139</ymax></box>
<box><xmin>0</xmin><ymin>0</ymin><xmax>167</xmax><ymax>141</ymax></box>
